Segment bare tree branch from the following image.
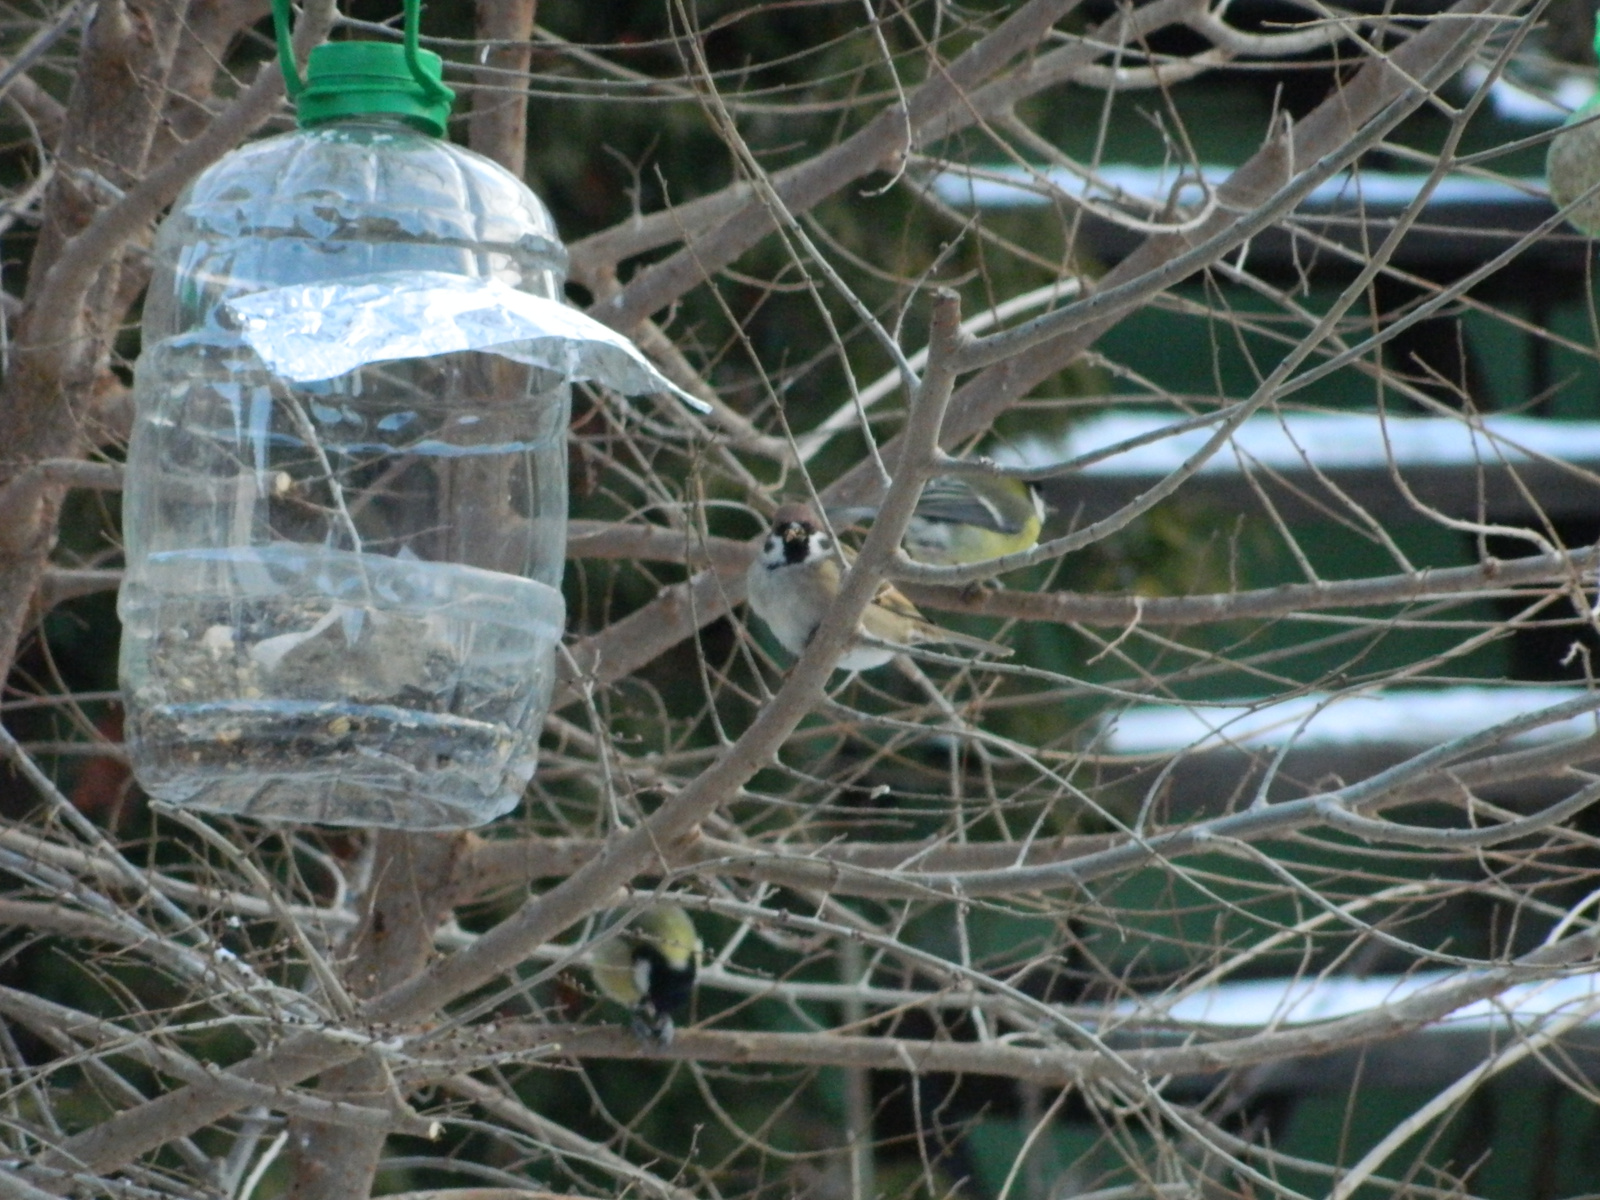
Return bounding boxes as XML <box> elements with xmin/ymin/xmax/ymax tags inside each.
<box><xmin>8</xmin><ymin>3</ymin><xmax>1595</xmax><ymax>1197</ymax></box>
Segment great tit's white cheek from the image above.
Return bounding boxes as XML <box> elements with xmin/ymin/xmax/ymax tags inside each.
<box><xmin>633</xmin><ymin>956</ymin><xmax>652</xmax><ymax>997</ymax></box>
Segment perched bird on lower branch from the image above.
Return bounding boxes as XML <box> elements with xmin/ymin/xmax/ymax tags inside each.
<box><xmin>589</xmin><ymin>903</ymin><xmax>702</xmax><ymax>1045</ymax></box>
<box><xmin>746</xmin><ymin>503</ymin><xmax>1013</xmax><ymax>672</ymax></box>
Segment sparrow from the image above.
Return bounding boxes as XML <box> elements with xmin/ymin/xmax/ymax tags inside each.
<box><xmin>745</xmin><ymin>503</ymin><xmax>1014</xmax><ymax>672</ymax></box>
<box><xmin>831</xmin><ymin>473</ymin><xmax>1047</xmax><ymax>566</ymax></box>
<box><xmin>589</xmin><ymin>903</ymin><xmax>702</xmax><ymax>1046</ymax></box>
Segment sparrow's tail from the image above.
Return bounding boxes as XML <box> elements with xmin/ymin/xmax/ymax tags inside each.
<box><xmin>925</xmin><ymin>628</ymin><xmax>1013</xmax><ymax>658</ymax></box>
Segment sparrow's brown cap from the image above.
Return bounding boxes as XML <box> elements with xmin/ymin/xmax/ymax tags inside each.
<box><xmin>770</xmin><ymin>503</ymin><xmax>820</xmax><ymax>531</ymax></box>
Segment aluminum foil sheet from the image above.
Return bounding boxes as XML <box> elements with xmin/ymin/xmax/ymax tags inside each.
<box><xmin>224</xmin><ymin>271</ymin><xmax>710</xmax><ymax>411</ymax></box>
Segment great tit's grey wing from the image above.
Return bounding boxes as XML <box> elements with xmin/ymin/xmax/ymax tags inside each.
<box><xmin>915</xmin><ymin>477</ymin><xmax>1020</xmax><ymax>534</ymax></box>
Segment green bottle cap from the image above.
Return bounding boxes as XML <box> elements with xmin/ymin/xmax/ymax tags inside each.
<box><xmin>293</xmin><ymin>41</ymin><xmax>455</xmax><ymax>136</ymax></box>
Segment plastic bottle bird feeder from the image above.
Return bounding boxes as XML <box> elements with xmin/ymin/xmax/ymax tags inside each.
<box><xmin>118</xmin><ymin>0</ymin><xmax>701</xmax><ymax>829</ymax></box>
<box><xmin>1548</xmin><ymin>17</ymin><xmax>1600</xmax><ymax>235</ymax></box>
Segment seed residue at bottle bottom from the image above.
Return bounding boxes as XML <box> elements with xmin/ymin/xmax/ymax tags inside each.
<box><xmin>130</xmin><ymin>699</ymin><xmax>531</xmax><ymax>827</ymax></box>
<box><xmin>119</xmin><ymin>545</ymin><xmax>563</xmax><ymax>828</ymax></box>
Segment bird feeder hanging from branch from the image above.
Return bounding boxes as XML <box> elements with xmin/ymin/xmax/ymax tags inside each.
<box><xmin>118</xmin><ymin>0</ymin><xmax>699</xmax><ymax>829</ymax></box>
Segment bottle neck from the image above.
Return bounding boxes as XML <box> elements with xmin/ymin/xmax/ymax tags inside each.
<box><xmin>316</xmin><ymin>112</ymin><xmax>429</xmax><ymax>132</ymax></box>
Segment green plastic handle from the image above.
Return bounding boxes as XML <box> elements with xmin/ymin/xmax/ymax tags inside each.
<box><xmin>272</xmin><ymin>0</ymin><xmax>451</xmax><ymax>104</ymax></box>
<box><xmin>271</xmin><ymin>0</ymin><xmax>302</xmax><ymax>98</ymax></box>
<box><xmin>403</xmin><ymin>0</ymin><xmax>453</xmax><ymax>106</ymax></box>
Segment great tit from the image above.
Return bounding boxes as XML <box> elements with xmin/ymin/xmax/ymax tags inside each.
<box><xmin>745</xmin><ymin>503</ymin><xmax>1013</xmax><ymax>672</ymax></box>
<box><xmin>589</xmin><ymin>903</ymin><xmax>702</xmax><ymax>1045</ymax></box>
<box><xmin>904</xmin><ymin>474</ymin><xmax>1047</xmax><ymax>566</ymax></box>
<box><xmin>830</xmin><ymin>474</ymin><xmax>1047</xmax><ymax>567</ymax></box>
